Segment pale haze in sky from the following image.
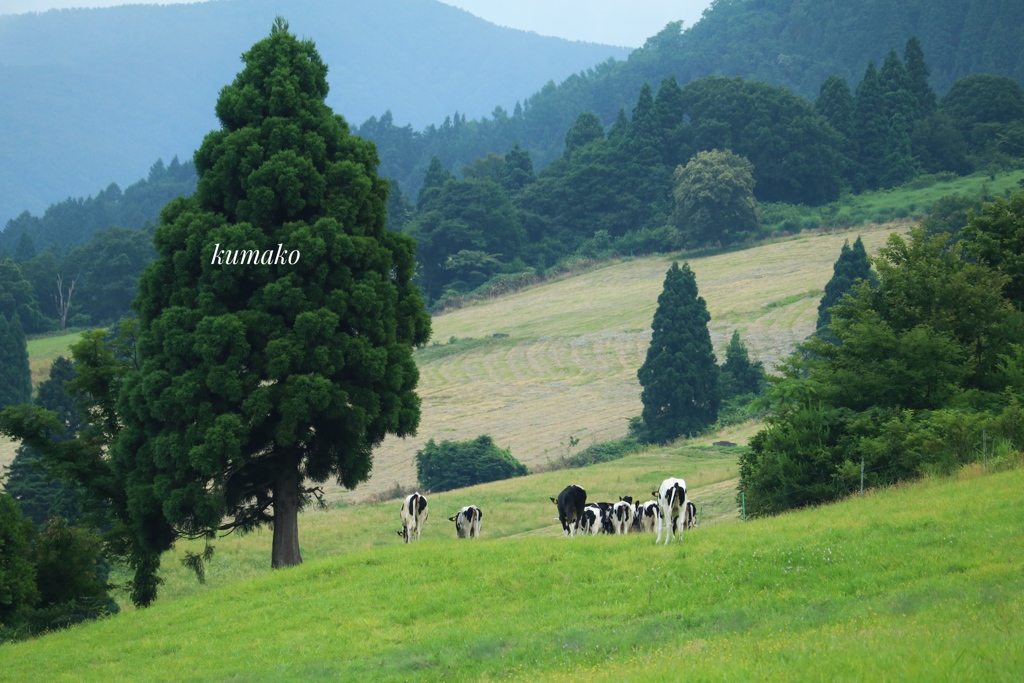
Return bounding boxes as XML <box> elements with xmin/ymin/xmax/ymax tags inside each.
<box><xmin>0</xmin><ymin>0</ymin><xmax>712</xmax><ymax>48</ymax></box>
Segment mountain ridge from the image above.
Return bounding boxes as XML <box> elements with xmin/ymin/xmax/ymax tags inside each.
<box><xmin>0</xmin><ymin>0</ymin><xmax>630</xmax><ymax>224</ymax></box>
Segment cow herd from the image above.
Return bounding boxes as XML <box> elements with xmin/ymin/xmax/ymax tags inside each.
<box><xmin>397</xmin><ymin>477</ymin><xmax>697</xmax><ymax>544</ymax></box>
<box><xmin>550</xmin><ymin>479</ymin><xmax>696</xmax><ymax>544</ymax></box>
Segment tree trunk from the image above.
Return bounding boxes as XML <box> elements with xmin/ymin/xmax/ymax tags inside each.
<box><xmin>271</xmin><ymin>455</ymin><xmax>302</xmax><ymax>569</ymax></box>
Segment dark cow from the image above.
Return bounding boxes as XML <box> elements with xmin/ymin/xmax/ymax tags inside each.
<box><xmin>398</xmin><ymin>492</ymin><xmax>429</xmax><ymax>543</ymax></box>
<box><xmin>654</xmin><ymin>477</ymin><xmax>688</xmax><ymax>545</ymax></box>
<box><xmin>551</xmin><ymin>485</ymin><xmax>587</xmax><ymax>537</ymax></box>
<box><xmin>448</xmin><ymin>505</ymin><xmax>483</xmax><ymax>539</ymax></box>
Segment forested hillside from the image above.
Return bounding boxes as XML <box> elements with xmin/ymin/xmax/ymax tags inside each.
<box><xmin>362</xmin><ymin>0</ymin><xmax>1024</xmax><ymax>192</ymax></box>
<box><xmin>0</xmin><ymin>0</ymin><xmax>628</xmax><ymax>224</ymax></box>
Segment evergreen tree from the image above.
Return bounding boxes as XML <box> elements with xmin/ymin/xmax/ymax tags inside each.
<box><xmin>880</xmin><ymin>112</ymin><xmax>921</xmax><ymax>188</ymax></box>
<box><xmin>0</xmin><ymin>313</ymin><xmax>31</xmax><ymax>411</ymax></box>
<box><xmin>903</xmin><ymin>36</ymin><xmax>937</xmax><ymax>119</ymax></box>
<box><xmin>114</xmin><ymin>19</ymin><xmax>432</xmax><ymax>574</ymax></box>
<box><xmin>720</xmin><ymin>330</ymin><xmax>765</xmax><ymax>398</ymax></box>
<box><xmin>625</xmin><ymin>82</ymin><xmax>661</xmax><ymax>169</ymax></box>
<box><xmin>638</xmin><ymin>262</ymin><xmax>720</xmax><ymax>443</ymax></box>
<box><xmin>563</xmin><ymin>112</ymin><xmax>604</xmax><ymax>158</ymax></box>
<box><xmin>14</xmin><ymin>234</ymin><xmax>36</xmax><ymax>263</ymax></box>
<box><xmin>815</xmin><ymin>75</ymin><xmax>855</xmax><ymax>140</ymax></box>
<box><xmin>0</xmin><ymin>259</ymin><xmax>50</xmax><ymax>334</ymax></box>
<box><xmin>5</xmin><ymin>357</ymin><xmax>83</xmax><ymax>527</ymax></box>
<box><xmin>853</xmin><ymin>62</ymin><xmax>888</xmax><ymax>189</ymax></box>
<box><xmin>385</xmin><ymin>177</ymin><xmax>413</xmax><ymax>232</ymax></box>
<box><xmin>609</xmin><ymin>108</ymin><xmax>629</xmax><ymax>140</ymax></box>
<box><xmin>417</xmin><ymin>155</ymin><xmax>454</xmax><ymax>209</ymax></box>
<box><xmin>500</xmin><ymin>143</ymin><xmax>534</xmax><ymax>195</ymax></box>
<box><xmin>0</xmin><ymin>494</ymin><xmax>38</xmax><ymax>627</ymax></box>
<box><xmin>879</xmin><ymin>48</ymin><xmax>916</xmax><ymax>126</ymax></box>
<box><xmin>816</xmin><ymin>236</ymin><xmax>874</xmax><ymax>333</ymax></box>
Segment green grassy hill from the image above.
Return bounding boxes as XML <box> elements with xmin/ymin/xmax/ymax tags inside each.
<box><xmin>2</xmin><ymin>463</ymin><xmax>1020</xmax><ymax>681</ymax></box>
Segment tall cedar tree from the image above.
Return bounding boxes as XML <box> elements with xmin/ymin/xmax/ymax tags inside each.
<box><xmin>816</xmin><ymin>236</ymin><xmax>874</xmax><ymax>333</ymax></box>
<box><xmin>5</xmin><ymin>357</ymin><xmax>84</xmax><ymax>526</ymax></box>
<box><xmin>903</xmin><ymin>36</ymin><xmax>937</xmax><ymax>119</ymax></box>
<box><xmin>114</xmin><ymin>19</ymin><xmax>431</xmax><ymax>571</ymax></box>
<box><xmin>563</xmin><ymin>112</ymin><xmax>604</xmax><ymax>158</ymax></box>
<box><xmin>0</xmin><ymin>313</ymin><xmax>31</xmax><ymax>411</ymax></box>
<box><xmin>638</xmin><ymin>262</ymin><xmax>720</xmax><ymax>443</ymax></box>
<box><xmin>853</xmin><ymin>62</ymin><xmax>887</xmax><ymax>190</ymax></box>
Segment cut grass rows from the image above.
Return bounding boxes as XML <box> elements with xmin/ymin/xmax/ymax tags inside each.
<box><xmin>347</xmin><ymin>224</ymin><xmax>899</xmax><ymax>502</ymax></box>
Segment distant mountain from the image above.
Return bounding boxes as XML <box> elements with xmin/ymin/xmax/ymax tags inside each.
<box><xmin>360</xmin><ymin>0</ymin><xmax>1024</xmax><ymax>194</ymax></box>
<box><xmin>0</xmin><ymin>0</ymin><xmax>630</xmax><ymax>226</ymax></box>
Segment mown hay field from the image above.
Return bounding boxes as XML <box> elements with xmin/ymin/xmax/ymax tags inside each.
<box><xmin>348</xmin><ymin>223</ymin><xmax>903</xmax><ymax>502</ymax></box>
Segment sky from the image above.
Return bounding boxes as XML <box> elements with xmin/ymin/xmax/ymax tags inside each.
<box><xmin>0</xmin><ymin>0</ymin><xmax>713</xmax><ymax>48</ymax></box>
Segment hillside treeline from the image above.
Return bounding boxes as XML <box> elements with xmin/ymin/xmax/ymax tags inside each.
<box><xmin>391</xmin><ymin>40</ymin><xmax>1024</xmax><ymax>306</ymax></box>
<box><xmin>741</xmin><ymin>193</ymin><xmax>1024</xmax><ymax>516</ymax></box>
<box><xmin>0</xmin><ymin>159</ymin><xmax>193</xmax><ymax>332</ymax></box>
<box><xmin>361</xmin><ymin>0</ymin><xmax>1024</xmax><ymax>195</ymax></box>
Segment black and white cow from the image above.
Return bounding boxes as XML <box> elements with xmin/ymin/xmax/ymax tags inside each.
<box><xmin>684</xmin><ymin>500</ymin><xmax>697</xmax><ymax>530</ymax></box>
<box><xmin>635</xmin><ymin>500</ymin><xmax>663</xmax><ymax>535</ymax></box>
<box><xmin>611</xmin><ymin>497</ymin><xmax>634</xmax><ymax>535</ymax></box>
<box><xmin>579</xmin><ymin>504</ymin><xmax>605</xmax><ymax>535</ymax></box>
<box><xmin>551</xmin><ymin>485</ymin><xmax>587</xmax><ymax>537</ymax></box>
<box><xmin>448</xmin><ymin>505</ymin><xmax>483</xmax><ymax>539</ymax></box>
<box><xmin>654</xmin><ymin>477</ymin><xmax>688</xmax><ymax>545</ymax></box>
<box><xmin>398</xmin><ymin>492</ymin><xmax>429</xmax><ymax>543</ymax></box>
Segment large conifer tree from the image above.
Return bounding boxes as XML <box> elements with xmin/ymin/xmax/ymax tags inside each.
<box><xmin>638</xmin><ymin>262</ymin><xmax>720</xmax><ymax>443</ymax></box>
<box><xmin>114</xmin><ymin>19</ymin><xmax>430</xmax><ymax>571</ymax></box>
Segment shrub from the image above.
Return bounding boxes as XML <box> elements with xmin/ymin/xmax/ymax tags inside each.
<box><xmin>416</xmin><ymin>436</ymin><xmax>528</xmax><ymax>492</ymax></box>
<box><xmin>542</xmin><ymin>437</ymin><xmax>643</xmax><ymax>471</ymax></box>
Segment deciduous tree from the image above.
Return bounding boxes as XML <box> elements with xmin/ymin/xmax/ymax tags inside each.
<box><xmin>672</xmin><ymin>149</ymin><xmax>758</xmax><ymax>248</ymax></box>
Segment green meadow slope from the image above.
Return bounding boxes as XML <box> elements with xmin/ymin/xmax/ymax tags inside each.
<box><xmin>2</xmin><ymin>464</ymin><xmax>1020</xmax><ymax>681</ymax></box>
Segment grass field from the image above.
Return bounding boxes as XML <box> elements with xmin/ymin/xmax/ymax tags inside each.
<box><xmin>762</xmin><ymin>168</ymin><xmax>1024</xmax><ymax>232</ymax></box>
<box><xmin>124</xmin><ymin>442</ymin><xmax>744</xmax><ymax>606</ymax></box>
<box><xmin>25</xmin><ymin>331</ymin><xmax>82</xmax><ymax>388</ymax></box>
<box><xmin>2</xmin><ymin>463</ymin><xmax>1020</xmax><ymax>681</ymax></box>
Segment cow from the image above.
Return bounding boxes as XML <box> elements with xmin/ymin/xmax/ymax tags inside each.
<box><xmin>611</xmin><ymin>498</ymin><xmax>634</xmax><ymax>535</ymax></box>
<box><xmin>448</xmin><ymin>505</ymin><xmax>483</xmax><ymax>539</ymax></box>
<box><xmin>551</xmin><ymin>485</ymin><xmax>587</xmax><ymax>537</ymax></box>
<box><xmin>684</xmin><ymin>500</ymin><xmax>697</xmax><ymax>530</ymax></box>
<box><xmin>398</xmin><ymin>492</ymin><xmax>429</xmax><ymax>543</ymax></box>
<box><xmin>579</xmin><ymin>504</ymin><xmax>605</xmax><ymax>535</ymax></box>
<box><xmin>635</xmin><ymin>500</ymin><xmax>663</xmax><ymax>535</ymax></box>
<box><xmin>654</xmin><ymin>477</ymin><xmax>688</xmax><ymax>545</ymax></box>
